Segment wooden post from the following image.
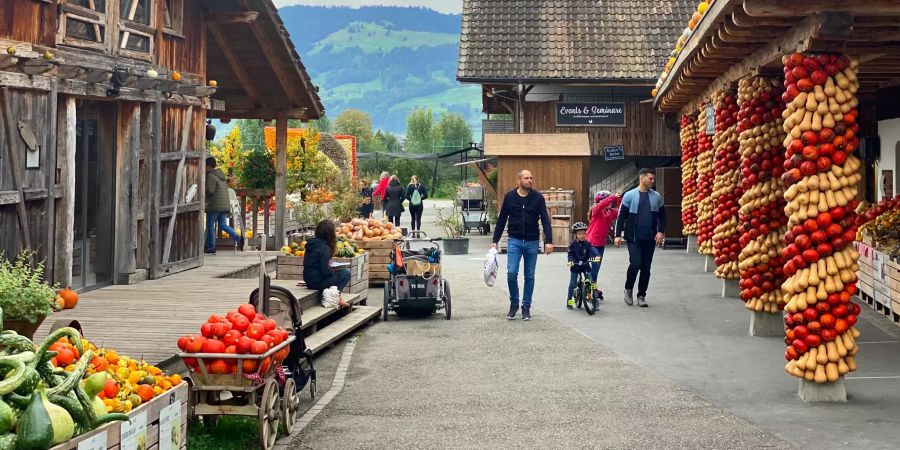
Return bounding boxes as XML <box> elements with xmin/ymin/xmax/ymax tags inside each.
<box><xmin>274</xmin><ymin>113</ymin><xmax>287</xmax><ymax>247</ymax></box>
<box><xmin>54</xmin><ymin>97</ymin><xmax>76</xmax><ymax>286</ymax></box>
<box><xmin>44</xmin><ymin>80</ymin><xmax>58</xmax><ymax>277</ymax></box>
<box><xmin>0</xmin><ymin>86</ymin><xmax>33</xmax><ymax>254</ymax></box>
<box><xmin>149</xmin><ymin>101</ymin><xmax>162</xmax><ymax>279</ymax></box>
<box><xmin>161</xmin><ymin>105</ymin><xmax>193</xmax><ymax>265</ymax></box>
<box><xmin>114</xmin><ymin>102</ymin><xmax>139</xmax><ymax>281</ymax></box>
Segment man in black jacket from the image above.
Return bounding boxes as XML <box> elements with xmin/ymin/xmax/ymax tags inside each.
<box><xmin>614</xmin><ymin>168</ymin><xmax>667</xmax><ymax>307</ymax></box>
<box><xmin>492</xmin><ymin>170</ymin><xmax>553</xmax><ymax>321</ymax></box>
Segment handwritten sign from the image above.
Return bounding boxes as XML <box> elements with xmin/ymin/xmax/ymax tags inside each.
<box><xmin>78</xmin><ymin>431</ymin><xmax>108</xmax><ymax>450</ymax></box>
<box><xmin>159</xmin><ymin>400</ymin><xmax>182</xmax><ymax>450</ymax></box>
<box><xmin>604</xmin><ymin>145</ymin><xmax>625</xmax><ymax>161</ymax></box>
<box><xmin>556</xmin><ymin>102</ymin><xmax>626</xmax><ymax>127</ymax></box>
<box><xmin>120</xmin><ymin>411</ymin><xmax>147</xmax><ymax>450</ymax></box>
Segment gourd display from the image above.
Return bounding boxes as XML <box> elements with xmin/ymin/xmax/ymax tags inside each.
<box><xmin>736</xmin><ymin>77</ymin><xmax>789</xmax><ymax>313</ymax></box>
<box><xmin>711</xmin><ymin>91</ymin><xmax>741</xmax><ymax>279</ymax></box>
<box><xmin>780</xmin><ymin>52</ymin><xmax>863</xmax><ymax>383</ymax></box>
<box><xmin>681</xmin><ymin>114</ymin><xmax>699</xmax><ymax>235</ymax></box>
<box><xmin>696</xmin><ymin>108</ymin><xmax>715</xmax><ymax>255</ymax></box>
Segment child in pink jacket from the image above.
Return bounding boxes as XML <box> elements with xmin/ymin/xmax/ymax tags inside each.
<box><xmin>586</xmin><ymin>190</ymin><xmax>621</xmax><ymax>299</ymax></box>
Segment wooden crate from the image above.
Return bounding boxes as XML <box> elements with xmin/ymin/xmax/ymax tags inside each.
<box><xmin>552</xmin><ymin>225</ymin><xmax>570</xmax><ymax>251</ymax></box>
<box><xmin>51</xmin><ymin>382</ymin><xmax>189</xmax><ymax>450</ymax></box>
<box><xmin>277</xmin><ymin>253</ymin><xmax>370</xmax><ymax>297</ymax></box>
<box><xmin>353</xmin><ymin>239</ymin><xmax>395</xmax><ymax>284</ymax></box>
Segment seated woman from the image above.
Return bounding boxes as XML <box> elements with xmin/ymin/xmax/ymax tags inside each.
<box><xmin>303</xmin><ymin>220</ymin><xmax>351</xmax><ymax>307</ymax></box>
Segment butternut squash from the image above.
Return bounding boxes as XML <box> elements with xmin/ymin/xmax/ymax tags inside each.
<box><xmin>805</xmin><ymin>369</ymin><xmax>816</xmax><ymax>381</ymax></box>
<box><xmin>824</xmin><ymin>77</ymin><xmax>836</xmax><ymax>97</ymax></box>
<box><xmin>822</xmin><ymin>112</ymin><xmax>835</xmax><ymax>129</ymax></box>
<box><xmin>814</xmin><ymin>364</ymin><xmax>828</xmax><ymax>383</ymax></box>
<box><xmin>808</xmin><ymin>266</ymin><xmax>820</xmax><ymax>287</ymax></box>
<box><xmin>811</xmin><ymin>112</ymin><xmax>823</xmax><ymax>131</ymax></box>
<box><xmin>846</xmin><ymin>356</ymin><xmax>857</xmax><ymax>372</ymax></box>
<box><xmin>824</xmin><ymin>276</ymin><xmax>837</xmax><ymax>294</ymax></box>
<box><xmin>799</xmin><ymin>111</ymin><xmax>812</xmax><ymax>132</ymax></box>
<box><xmin>806</xmin><ymin>286</ymin><xmax>817</xmax><ymax>306</ymax></box>
<box><xmin>837</xmin><ymin>358</ymin><xmax>850</xmax><ymax>375</ymax></box>
<box><xmin>836</xmin><ymin>72</ymin><xmax>850</xmax><ymax>89</ymax></box>
<box><xmin>851</xmin><ymin>327</ymin><xmax>861</xmax><ymax>339</ymax></box>
<box><xmin>805</xmin><ymin>93</ymin><xmax>818</xmax><ymax>112</ymax></box>
<box><xmin>816</xmin><ymin>282</ymin><xmax>827</xmax><ymax>301</ymax></box>
<box><xmin>816</xmin><ymin>344</ymin><xmax>829</xmax><ymax>365</ymax></box>
<box><xmin>805</xmin><ymin>348</ymin><xmax>818</xmax><ymax>371</ymax></box>
<box><xmin>834</xmin><ymin>87</ymin><xmax>847</xmax><ymax>104</ymax></box>
<box><xmin>827</xmin><ymin>96</ymin><xmax>840</xmax><ymax>114</ymax></box>
<box><xmin>825</xmin><ymin>362</ymin><xmax>840</xmax><ymax>382</ymax></box>
<box><xmin>825</xmin><ymin>342</ymin><xmax>840</xmax><ymax>363</ymax></box>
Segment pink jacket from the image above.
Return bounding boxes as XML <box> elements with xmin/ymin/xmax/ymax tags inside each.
<box><xmin>587</xmin><ymin>196</ymin><xmax>620</xmax><ymax>247</ymax></box>
<box><xmin>373</xmin><ymin>177</ymin><xmax>390</xmax><ymax>200</ymax></box>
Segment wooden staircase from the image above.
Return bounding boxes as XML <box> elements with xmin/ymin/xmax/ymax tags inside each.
<box><xmin>288</xmin><ymin>286</ymin><xmax>381</xmax><ymax>355</ymax></box>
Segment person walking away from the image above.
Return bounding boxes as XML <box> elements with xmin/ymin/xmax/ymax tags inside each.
<box><xmin>373</xmin><ymin>171</ymin><xmax>390</xmax><ymax>214</ymax></box>
<box><xmin>566</xmin><ymin>222</ymin><xmax>599</xmax><ymax>309</ymax></box>
<box><xmin>384</xmin><ymin>175</ymin><xmax>406</xmax><ymax>227</ymax></box>
<box><xmin>491</xmin><ymin>170</ymin><xmax>553</xmax><ymax>321</ymax></box>
<box><xmin>358</xmin><ymin>177</ymin><xmax>374</xmax><ymax>219</ymax></box>
<box><xmin>587</xmin><ymin>190</ymin><xmax>621</xmax><ymax>299</ymax></box>
<box><xmin>406</xmin><ymin>175</ymin><xmax>428</xmax><ymax>231</ymax></box>
<box><xmin>614</xmin><ymin>168</ymin><xmax>667</xmax><ymax>307</ymax></box>
<box><xmin>204</xmin><ymin>157</ymin><xmax>243</xmax><ymax>254</ymax></box>
<box><xmin>303</xmin><ymin>220</ymin><xmax>351</xmax><ymax>308</ymax></box>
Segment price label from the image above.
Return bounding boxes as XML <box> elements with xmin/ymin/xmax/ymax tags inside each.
<box><xmin>77</xmin><ymin>430</ymin><xmax>108</xmax><ymax>450</ymax></box>
<box><xmin>120</xmin><ymin>411</ymin><xmax>147</xmax><ymax>450</ymax></box>
<box><xmin>159</xmin><ymin>401</ymin><xmax>183</xmax><ymax>450</ymax></box>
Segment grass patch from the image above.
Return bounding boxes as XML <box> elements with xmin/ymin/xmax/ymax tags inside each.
<box><xmin>187</xmin><ymin>416</ymin><xmax>259</xmax><ymax>450</ymax></box>
<box><xmin>387</xmin><ymin>86</ymin><xmax>482</xmax><ymax>112</ymax></box>
<box><xmin>311</xmin><ymin>21</ymin><xmax>457</xmax><ymax>55</ymax></box>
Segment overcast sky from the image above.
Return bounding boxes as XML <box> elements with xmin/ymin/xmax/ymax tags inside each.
<box><xmin>272</xmin><ymin>0</ymin><xmax>462</xmax><ymax>14</ymax></box>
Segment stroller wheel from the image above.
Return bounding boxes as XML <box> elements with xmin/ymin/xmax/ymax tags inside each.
<box><xmin>382</xmin><ymin>283</ymin><xmax>390</xmax><ymax>321</ymax></box>
<box><xmin>310</xmin><ymin>379</ymin><xmax>317</xmax><ymax>399</ymax></box>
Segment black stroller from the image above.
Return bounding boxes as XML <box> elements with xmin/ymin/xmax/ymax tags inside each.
<box><xmin>382</xmin><ymin>231</ymin><xmax>451</xmax><ymax>320</ymax></box>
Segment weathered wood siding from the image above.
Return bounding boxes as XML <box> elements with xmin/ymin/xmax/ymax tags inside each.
<box><xmin>496</xmin><ymin>156</ymin><xmax>591</xmax><ymax>222</ymax></box>
<box><xmin>0</xmin><ymin>0</ymin><xmax>56</xmax><ymax>47</ymax></box>
<box><xmin>522</xmin><ymin>101</ymin><xmax>680</xmax><ymax>157</ymax></box>
<box><xmin>156</xmin><ymin>1</ymin><xmax>206</xmax><ymax>76</ymax></box>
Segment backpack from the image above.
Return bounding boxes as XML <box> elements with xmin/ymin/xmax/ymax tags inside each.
<box><xmin>410</xmin><ymin>186</ymin><xmax>423</xmax><ymax>206</ymax></box>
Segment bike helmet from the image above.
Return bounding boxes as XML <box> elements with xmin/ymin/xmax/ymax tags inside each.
<box><xmin>571</xmin><ymin>222</ymin><xmax>588</xmax><ymax>232</ymax></box>
<box><xmin>594</xmin><ymin>190</ymin><xmax>612</xmax><ymax>203</ymax></box>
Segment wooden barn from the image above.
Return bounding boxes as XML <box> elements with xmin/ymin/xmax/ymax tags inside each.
<box><xmin>458</xmin><ymin>0</ymin><xmax>694</xmax><ymax>223</ymax></box>
<box><xmin>0</xmin><ymin>0</ymin><xmax>323</xmax><ymax>291</ymax></box>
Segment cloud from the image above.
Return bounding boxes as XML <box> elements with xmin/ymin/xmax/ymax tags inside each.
<box><xmin>272</xmin><ymin>0</ymin><xmax>462</xmax><ymax>14</ymax></box>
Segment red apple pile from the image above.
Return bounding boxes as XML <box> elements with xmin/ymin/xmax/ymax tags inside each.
<box><xmin>855</xmin><ymin>195</ymin><xmax>900</xmax><ymax>228</ymax></box>
<box><xmin>681</xmin><ymin>114</ymin><xmax>700</xmax><ymax>235</ymax></box>
<box><xmin>780</xmin><ymin>52</ymin><xmax>863</xmax><ymax>384</ymax></box>
<box><xmin>696</xmin><ymin>108</ymin><xmax>716</xmax><ymax>255</ymax></box>
<box><xmin>177</xmin><ymin>303</ymin><xmax>291</xmax><ymax>376</ymax></box>
<box><xmin>735</xmin><ymin>77</ymin><xmax>789</xmax><ymax>313</ymax></box>
<box><xmin>711</xmin><ymin>91</ymin><xmax>742</xmax><ymax>279</ymax></box>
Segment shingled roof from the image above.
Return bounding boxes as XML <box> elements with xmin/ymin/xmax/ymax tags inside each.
<box><xmin>457</xmin><ymin>0</ymin><xmax>695</xmax><ymax>83</ymax></box>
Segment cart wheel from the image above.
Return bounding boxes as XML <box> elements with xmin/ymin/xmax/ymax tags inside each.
<box><xmin>280</xmin><ymin>378</ymin><xmax>299</xmax><ymax>433</ymax></box>
<box><xmin>443</xmin><ymin>280</ymin><xmax>452</xmax><ymax>320</ymax></box>
<box><xmin>309</xmin><ymin>378</ymin><xmax>317</xmax><ymax>399</ymax></box>
<box><xmin>258</xmin><ymin>380</ymin><xmax>280</xmax><ymax>450</ymax></box>
<box><xmin>382</xmin><ymin>282</ymin><xmax>390</xmax><ymax>321</ymax></box>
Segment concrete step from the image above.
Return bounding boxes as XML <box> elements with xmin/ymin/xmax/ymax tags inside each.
<box><xmin>299</xmin><ymin>292</ymin><xmax>363</xmax><ymax>330</ymax></box>
<box><xmin>305</xmin><ymin>305</ymin><xmax>381</xmax><ymax>354</ymax></box>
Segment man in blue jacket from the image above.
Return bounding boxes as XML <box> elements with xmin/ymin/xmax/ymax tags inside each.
<box><xmin>614</xmin><ymin>168</ymin><xmax>667</xmax><ymax>307</ymax></box>
<box><xmin>492</xmin><ymin>170</ymin><xmax>553</xmax><ymax>321</ymax></box>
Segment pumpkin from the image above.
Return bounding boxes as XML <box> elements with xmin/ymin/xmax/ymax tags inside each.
<box><xmin>59</xmin><ymin>288</ymin><xmax>78</xmax><ymax>309</ymax></box>
<box><xmin>172</xmin><ymin>70</ymin><xmax>182</xmax><ymax>81</ymax></box>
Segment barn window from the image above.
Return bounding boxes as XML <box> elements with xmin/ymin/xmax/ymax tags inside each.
<box><xmin>118</xmin><ymin>0</ymin><xmax>154</xmax><ymax>61</ymax></box>
<box><xmin>163</xmin><ymin>0</ymin><xmax>184</xmax><ymax>36</ymax></box>
<box><xmin>59</xmin><ymin>0</ymin><xmax>107</xmax><ymax>51</ymax></box>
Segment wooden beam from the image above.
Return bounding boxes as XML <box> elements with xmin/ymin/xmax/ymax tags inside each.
<box><xmin>0</xmin><ymin>86</ymin><xmax>32</xmax><ymax>254</ymax></box>
<box><xmin>161</xmin><ymin>105</ymin><xmax>194</xmax><ymax>265</ymax></box>
<box><xmin>54</xmin><ymin>97</ymin><xmax>76</xmax><ymax>286</ymax></box>
<box><xmin>675</xmin><ymin>14</ymin><xmax>829</xmax><ymax>115</ymax></box>
<box><xmin>206</xmin><ymin>12</ymin><xmax>259</xmax><ymax>24</ymax></box>
<box><xmin>244</xmin><ymin>16</ymin><xmax>303</xmax><ymax>108</ymax></box>
<box><xmin>114</xmin><ymin>103</ymin><xmax>139</xmax><ymax>279</ymax></box>
<box><xmin>206</xmin><ymin>24</ymin><xmax>263</xmax><ymax>108</ymax></box>
<box><xmin>149</xmin><ymin>100</ymin><xmax>162</xmax><ymax>279</ymax></box>
<box><xmin>274</xmin><ymin>112</ymin><xmax>287</xmax><ymax>246</ymax></box>
<box><xmin>744</xmin><ymin>0</ymin><xmax>900</xmax><ymax>17</ymax></box>
<box><xmin>44</xmin><ymin>79</ymin><xmax>58</xmax><ymax>278</ymax></box>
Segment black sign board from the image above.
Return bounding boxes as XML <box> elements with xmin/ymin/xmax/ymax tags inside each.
<box><xmin>556</xmin><ymin>102</ymin><xmax>626</xmax><ymax>127</ymax></box>
<box><xmin>604</xmin><ymin>145</ymin><xmax>624</xmax><ymax>161</ymax></box>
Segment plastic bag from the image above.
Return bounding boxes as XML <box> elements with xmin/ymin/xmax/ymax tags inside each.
<box><xmin>484</xmin><ymin>248</ymin><xmax>499</xmax><ymax>287</ymax></box>
<box><xmin>322</xmin><ymin>286</ymin><xmax>341</xmax><ymax>308</ymax></box>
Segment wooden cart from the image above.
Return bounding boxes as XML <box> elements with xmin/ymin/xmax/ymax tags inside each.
<box><xmin>179</xmin><ymin>336</ymin><xmax>304</xmax><ymax>450</ymax></box>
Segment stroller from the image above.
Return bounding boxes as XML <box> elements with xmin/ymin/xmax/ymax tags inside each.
<box><xmin>382</xmin><ymin>231</ymin><xmax>452</xmax><ymax>320</ymax></box>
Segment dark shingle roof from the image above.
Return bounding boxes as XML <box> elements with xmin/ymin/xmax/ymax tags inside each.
<box><xmin>457</xmin><ymin>0</ymin><xmax>694</xmax><ymax>82</ymax></box>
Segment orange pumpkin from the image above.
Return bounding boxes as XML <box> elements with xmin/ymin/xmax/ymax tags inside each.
<box><xmin>59</xmin><ymin>288</ymin><xmax>78</xmax><ymax>309</ymax></box>
<box><xmin>172</xmin><ymin>71</ymin><xmax>182</xmax><ymax>81</ymax></box>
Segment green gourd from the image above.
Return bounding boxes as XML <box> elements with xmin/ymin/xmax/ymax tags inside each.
<box><xmin>0</xmin><ymin>399</ymin><xmax>12</xmax><ymax>434</ymax></box>
<box><xmin>0</xmin><ymin>434</ymin><xmax>16</xmax><ymax>450</ymax></box>
<box><xmin>40</xmin><ymin>390</ymin><xmax>74</xmax><ymax>445</ymax></box>
<box><xmin>15</xmin><ymin>393</ymin><xmax>52</xmax><ymax>450</ymax></box>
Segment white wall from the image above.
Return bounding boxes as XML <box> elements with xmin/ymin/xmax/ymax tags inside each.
<box><xmin>877</xmin><ymin>118</ymin><xmax>900</xmax><ymax>201</ymax></box>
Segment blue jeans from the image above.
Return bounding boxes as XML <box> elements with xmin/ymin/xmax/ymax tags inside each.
<box><xmin>590</xmin><ymin>245</ymin><xmax>606</xmax><ymax>288</ymax></box>
<box><xmin>507</xmin><ymin>238</ymin><xmax>539</xmax><ymax>308</ymax></box>
<box><xmin>205</xmin><ymin>212</ymin><xmax>240</xmax><ymax>251</ymax></box>
<box><xmin>567</xmin><ymin>267</ymin><xmax>593</xmax><ymax>299</ymax></box>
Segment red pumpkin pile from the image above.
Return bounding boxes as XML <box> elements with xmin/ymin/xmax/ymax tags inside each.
<box><xmin>855</xmin><ymin>195</ymin><xmax>900</xmax><ymax>227</ymax></box>
<box><xmin>735</xmin><ymin>77</ymin><xmax>789</xmax><ymax>313</ymax></box>
<box><xmin>780</xmin><ymin>52</ymin><xmax>863</xmax><ymax>384</ymax></box>
<box><xmin>681</xmin><ymin>114</ymin><xmax>700</xmax><ymax>235</ymax></box>
<box><xmin>177</xmin><ymin>304</ymin><xmax>291</xmax><ymax>375</ymax></box>
<box><xmin>711</xmin><ymin>91</ymin><xmax>742</xmax><ymax>279</ymax></box>
<box><xmin>696</xmin><ymin>108</ymin><xmax>716</xmax><ymax>254</ymax></box>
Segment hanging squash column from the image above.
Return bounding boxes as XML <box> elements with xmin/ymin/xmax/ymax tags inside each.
<box><xmin>736</xmin><ymin>77</ymin><xmax>789</xmax><ymax>328</ymax></box>
<box><xmin>681</xmin><ymin>114</ymin><xmax>700</xmax><ymax>240</ymax></box>
<box><xmin>711</xmin><ymin>90</ymin><xmax>741</xmax><ymax>284</ymax></box>
<box><xmin>780</xmin><ymin>52</ymin><xmax>864</xmax><ymax>398</ymax></box>
<box><xmin>696</xmin><ymin>107</ymin><xmax>716</xmax><ymax>260</ymax></box>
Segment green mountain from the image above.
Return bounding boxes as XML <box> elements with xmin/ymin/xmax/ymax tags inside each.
<box><xmin>277</xmin><ymin>6</ymin><xmax>482</xmax><ymax>138</ymax></box>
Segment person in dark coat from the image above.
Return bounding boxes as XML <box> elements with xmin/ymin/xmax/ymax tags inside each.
<box><xmin>614</xmin><ymin>168</ymin><xmax>667</xmax><ymax>308</ymax></box>
<box><xmin>383</xmin><ymin>175</ymin><xmax>405</xmax><ymax>226</ymax></box>
<box><xmin>358</xmin><ymin>177</ymin><xmax>374</xmax><ymax>219</ymax></box>
<box><xmin>204</xmin><ymin>157</ymin><xmax>243</xmax><ymax>254</ymax></box>
<box><xmin>303</xmin><ymin>220</ymin><xmax>351</xmax><ymax>302</ymax></box>
<box><xmin>405</xmin><ymin>175</ymin><xmax>428</xmax><ymax>231</ymax></box>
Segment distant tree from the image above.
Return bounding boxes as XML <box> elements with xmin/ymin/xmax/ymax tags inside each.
<box><xmin>374</xmin><ymin>130</ymin><xmax>402</xmax><ymax>152</ymax></box>
<box><xmin>405</xmin><ymin>107</ymin><xmax>438</xmax><ymax>153</ymax></box>
<box><xmin>237</xmin><ymin>119</ymin><xmax>266</xmax><ymax>152</ymax></box>
<box><xmin>333</xmin><ymin>109</ymin><xmax>374</xmax><ymax>150</ymax></box>
<box><xmin>436</xmin><ymin>112</ymin><xmax>473</xmax><ymax>150</ymax></box>
<box><xmin>305</xmin><ymin>116</ymin><xmax>332</xmax><ymax>134</ymax></box>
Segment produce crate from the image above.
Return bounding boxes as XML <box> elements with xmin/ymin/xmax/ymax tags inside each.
<box><xmin>277</xmin><ymin>253</ymin><xmax>369</xmax><ymax>301</ymax></box>
<box><xmin>352</xmin><ymin>239</ymin><xmax>395</xmax><ymax>284</ymax></box>
<box><xmin>50</xmin><ymin>382</ymin><xmax>189</xmax><ymax>450</ymax></box>
<box><xmin>551</xmin><ymin>225</ymin><xmax>570</xmax><ymax>252</ymax></box>
<box><xmin>543</xmin><ymin>190</ymin><xmax>574</xmax><ymax>217</ymax></box>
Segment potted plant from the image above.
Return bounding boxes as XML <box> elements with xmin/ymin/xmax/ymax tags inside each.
<box><xmin>0</xmin><ymin>252</ymin><xmax>59</xmax><ymax>338</ymax></box>
<box><xmin>435</xmin><ymin>204</ymin><xmax>469</xmax><ymax>255</ymax></box>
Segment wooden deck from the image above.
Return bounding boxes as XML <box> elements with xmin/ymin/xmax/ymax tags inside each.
<box><xmin>34</xmin><ymin>253</ymin><xmax>282</xmax><ymax>366</ymax></box>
